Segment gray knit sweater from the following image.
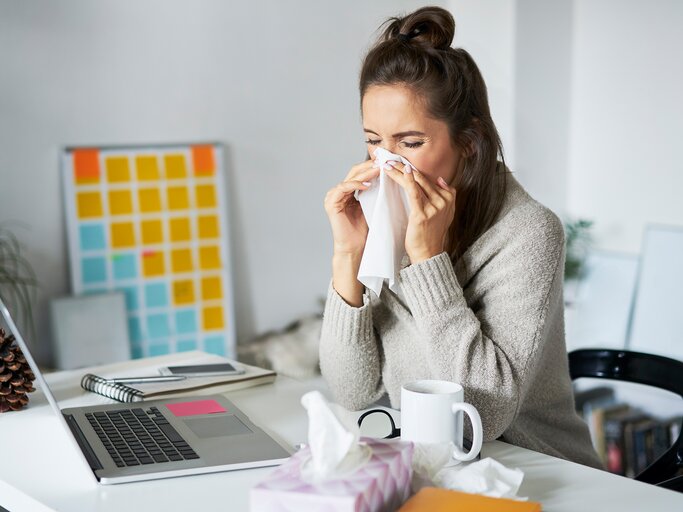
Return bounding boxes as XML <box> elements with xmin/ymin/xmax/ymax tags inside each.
<box><xmin>319</xmin><ymin>174</ymin><xmax>603</xmax><ymax>469</ymax></box>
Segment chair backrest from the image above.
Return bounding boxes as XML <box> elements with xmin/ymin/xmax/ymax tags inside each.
<box><xmin>569</xmin><ymin>349</ymin><xmax>683</xmax><ymax>398</ymax></box>
<box><xmin>568</xmin><ymin>349</ymin><xmax>683</xmax><ymax>489</ymax></box>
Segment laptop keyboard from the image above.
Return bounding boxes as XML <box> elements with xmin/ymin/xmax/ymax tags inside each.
<box><xmin>85</xmin><ymin>406</ymin><xmax>199</xmax><ymax>468</ymax></box>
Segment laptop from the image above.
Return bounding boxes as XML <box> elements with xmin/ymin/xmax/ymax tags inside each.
<box><xmin>0</xmin><ymin>298</ymin><xmax>291</xmax><ymax>484</ymax></box>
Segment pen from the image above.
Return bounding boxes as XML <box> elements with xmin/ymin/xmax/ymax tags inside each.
<box><xmin>106</xmin><ymin>375</ymin><xmax>187</xmax><ymax>384</ymax></box>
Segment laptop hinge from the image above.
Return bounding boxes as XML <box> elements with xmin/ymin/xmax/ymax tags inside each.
<box><xmin>64</xmin><ymin>413</ymin><xmax>103</xmax><ymax>471</ymax></box>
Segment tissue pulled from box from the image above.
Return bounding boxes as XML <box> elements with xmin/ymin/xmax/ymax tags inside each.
<box><xmin>300</xmin><ymin>390</ymin><xmax>370</xmax><ymax>481</ymax></box>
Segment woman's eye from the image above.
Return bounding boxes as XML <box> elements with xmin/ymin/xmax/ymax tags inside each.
<box><xmin>403</xmin><ymin>141</ymin><xmax>424</xmax><ymax>149</ymax></box>
<box><xmin>365</xmin><ymin>139</ymin><xmax>381</xmax><ymax>146</ymax></box>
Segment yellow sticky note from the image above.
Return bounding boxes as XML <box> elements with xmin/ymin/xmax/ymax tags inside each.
<box><xmin>164</xmin><ymin>154</ymin><xmax>187</xmax><ymax>179</ymax></box>
<box><xmin>138</xmin><ymin>188</ymin><xmax>162</xmax><ymax>213</ymax></box>
<box><xmin>167</xmin><ymin>186</ymin><xmax>190</xmax><ymax>210</ymax></box>
<box><xmin>171</xmin><ymin>248</ymin><xmax>193</xmax><ymax>273</ymax></box>
<box><xmin>199</xmin><ymin>246</ymin><xmax>221</xmax><ymax>270</ymax></box>
<box><xmin>195</xmin><ymin>184</ymin><xmax>217</xmax><ymax>208</ymax></box>
<box><xmin>77</xmin><ymin>192</ymin><xmax>103</xmax><ymax>219</ymax></box>
<box><xmin>108</xmin><ymin>190</ymin><xmax>133</xmax><ymax>215</ymax></box>
<box><xmin>142</xmin><ymin>251</ymin><xmax>165</xmax><ymax>277</ymax></box>
<box><xmin>202</xmin><ymin>306</ymin><xmax>224</xmax><ymax>330</ymax></box>
<box><xmin>197</xmin><ymin>215</ymin><xmax>219</xmax><ymax>239</ymax></box>
<box><xmin>141</xmin><ymin>219</ymin><xmax>163</xmax><ymax>245</ymax></box>
<box><xmin>201</xmin><ymin>276</ymin><xmax>222</xmax><ymax>301</ymax></box>
<box><xmin>173</xmin><ymin>280</ymin><xmax>195</xmax><ymax>305</ymax></box>
<box><xmin>106</xmin><ymin>156</ymin><xmax>130</xmax><ymax>183</ymax></box>
<box><xmin>136</xmin><ymin>155</ymin><xmax>160</xmax><ymax>181</ymax></box>
<box><xmin>169</xmin><ymin>217</ymin><xmax>191</xmax><ymax>242</ymax></box>
<box><xmin>111</xmin><ymin>222</ymin><xmax>135</xmax><ymax>248</ymax></box>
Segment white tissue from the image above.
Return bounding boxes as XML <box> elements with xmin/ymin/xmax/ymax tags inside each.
<box><xmin>410</xmin><ymin>442</ymin><xmax>454</xmax><ymax>493</ymax></box>
<box><xmin>300</xmin><ymin>391</ymin><xmax>370</xmax><ymax>481</ymax></box>
<box><xmin>434</xmin><ymin>457</ymin><xmax>526</xmax><ymax>499</ymax></box>
<box><xmin>357</xmin><ymin>147</ymin><xmax>414</xmax><ymax>297</ymax></box>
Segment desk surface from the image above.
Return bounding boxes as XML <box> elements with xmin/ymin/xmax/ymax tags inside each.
<box><xmin>1</xmin><ymin>353</ymin><xmax>681</xmax><ymax>511</ymax></box>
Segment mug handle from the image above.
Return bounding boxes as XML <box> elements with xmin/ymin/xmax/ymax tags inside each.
<box><xmin>451</xmin><ymin>402</ymin><xmax>483</xmax><ymax>461</ymax></box>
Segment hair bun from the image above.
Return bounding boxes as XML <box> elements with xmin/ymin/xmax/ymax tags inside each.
<box><xmin>381</xmin><ymin>6</ymin><xmax>455</xmax><ymax>50</ymax></box>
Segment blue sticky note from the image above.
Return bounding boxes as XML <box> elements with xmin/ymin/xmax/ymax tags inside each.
<box><xmin>131</xmin><ymin>345</ymin><xmax>144</xmax><ymax>359</ymax></box>
<box><xmin>176</xmin><ymin>339</ymin><xmax>197</xmax><ymax>352</ymax></box>
<box><xmin>79</xmin><ymin>224</ymin><xmax>106</xmax><ymax>251</ymax></box>
<box><xmin>147</xmin><ymin>313</ymin><xmax>170</xmax><ymax>339</ymax></box>
<box><xmin>82</xmin><ymin>257</ymin><xmax>107</xmax><ymax>284</ymax></box>
<box><xmin>149</xmin><ymin>343</ymin><xmax>170</xmax><ymax>356</ymax></box>
<box><xmin>113</xmin><ymin>253</ymin><xmax>137</xmax><ymax>280</ymax></box>
<box><xmin>128</xmin><ymin>316</ymin><xmax>143</xmax><ymax>343</ymax></box>
<box><xmin>145</xmin><ymin>282</ymin><xmax>168</xmax><ymax>308</ymax></box>
<box><xmin>117</xmin><ymin>286</ymin><xmax>139</xmax><ymax>311</ymax></box>
<box><xmin>174</xmin><ymin>309</ymin><xmax>197</xmax><ymax>334</ymax></box>
<box><xmin>204</xmin><ymin>336</ymin><xmax>226</xmax><ymax>356</ymax></box>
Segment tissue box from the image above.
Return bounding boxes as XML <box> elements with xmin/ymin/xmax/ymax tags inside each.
<box><xmin>250</xmin><ymin>438</ymin><xmax>414</xmax><ymax>512</ymax></box>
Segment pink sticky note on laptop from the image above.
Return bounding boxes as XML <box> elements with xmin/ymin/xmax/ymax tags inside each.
<box><xmin>166</xmin><ymin>399</ymin><xmax>226</xmax><ymax>417</ymax></box>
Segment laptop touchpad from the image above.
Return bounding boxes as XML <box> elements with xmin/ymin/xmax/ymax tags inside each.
<box><xmin>183</xmin><ymin>415</ymin><xmax>252</xmax><ymax>438</ymax></box>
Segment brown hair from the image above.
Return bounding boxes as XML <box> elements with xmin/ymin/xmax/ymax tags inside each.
<box><xmin>360</xmin><ymin>6</ymin><xmax>508</xmax><ymax>261</ymax></box>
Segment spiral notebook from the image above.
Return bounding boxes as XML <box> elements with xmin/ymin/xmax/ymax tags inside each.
<box><xmin>80</xmin><ymin>354</ymin><xmax>276</xmax><ymax>403</ymax></box>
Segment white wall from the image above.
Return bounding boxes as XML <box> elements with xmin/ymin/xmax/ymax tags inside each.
<box><xmin>567</xmin><ymin>0</ymin><xmax>683</xmax><ymax>253</ymax></box>
<box><xmin>0</xmin><ymin>0</ymin><xmax>444</xmax><ymax>364</ymax></box>
<box><xmin>514</xmin><ymin>0</ymin><xmax>573</xmax><ymax>215</ymax></box>
<box><xmin>448</xmin><ymin>0</ymin><xmax>517</xmax><ymax>167</ymax></box>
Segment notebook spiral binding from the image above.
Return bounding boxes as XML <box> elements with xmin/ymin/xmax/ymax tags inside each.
<box><xmin>81</xmin><ymin>373</ymin><xmax>145</xmax><ymax>403</ymax></box>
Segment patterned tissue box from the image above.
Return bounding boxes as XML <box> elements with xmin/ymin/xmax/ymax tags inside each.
<box><xmin>250</xmin><ymin>438</ymin><xmax>414</xmax><ymax>512</ymax></box>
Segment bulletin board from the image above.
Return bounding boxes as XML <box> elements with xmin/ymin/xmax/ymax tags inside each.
<box><xmin>61</xmin><ymin>143</ymin><xmax>236</xmax><ymax>359</ymax></box>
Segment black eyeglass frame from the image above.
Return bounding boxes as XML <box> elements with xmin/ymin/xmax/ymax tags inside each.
<box><xmin>357</xmin><ymin>409</ymin><xmax>401</xmax><ymax>439</ymax></box>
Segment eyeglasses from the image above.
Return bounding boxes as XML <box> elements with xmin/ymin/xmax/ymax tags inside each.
<box><xmin>357</xmin><ymin>408</ymin><xmax>401</xmax><ymax>439</ymax></box>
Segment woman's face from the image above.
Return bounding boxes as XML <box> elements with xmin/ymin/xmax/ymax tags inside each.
<box><xmin>361</xmin><ymin>84</ymin><xmax>463</xmax><ymax>185</ymax></box>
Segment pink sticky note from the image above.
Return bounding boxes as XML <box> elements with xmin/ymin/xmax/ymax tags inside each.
<box><xmin>166</xmin><ymin>399</ymin><xmax>226</xmax><ymax>417</ymax></box>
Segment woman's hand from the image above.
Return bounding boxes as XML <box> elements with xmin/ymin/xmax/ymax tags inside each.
<box><xmin>324</xmin><ymin>159</ymin><xmax>380</xmax><ymax>256</ymax></box>
<box><xmin>384</xmin><ymin>161</ymin><xmax>457</xmax><ymax>264</ymax></box>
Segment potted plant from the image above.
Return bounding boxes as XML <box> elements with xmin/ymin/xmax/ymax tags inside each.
<box><xmin>563</xmin><ymin>218</ymin><xmax>594</xmax><ymax>306</ymax></box>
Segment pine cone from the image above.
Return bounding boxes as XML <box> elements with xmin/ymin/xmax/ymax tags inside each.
<box><xmin>0</xmin><ymin>328</ymin><xmax>36</xmax><ymax>412</ymax></box>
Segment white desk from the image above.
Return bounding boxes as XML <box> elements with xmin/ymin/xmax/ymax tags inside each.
<box><xmin>1</xmin><ymin>354</ymin><xmax>681</xmax><ymax>511</ymax></box>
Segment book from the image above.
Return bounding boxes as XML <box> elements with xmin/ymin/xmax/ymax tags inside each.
<box><xmin>80</xmin><ymin>353</ymin><xmax>276</xmax><ymax>402</ymax></box>
<box><xmin>398</xmin><ymin>487</ymin><xmax>541</xmax><ymax>511</ymax></box>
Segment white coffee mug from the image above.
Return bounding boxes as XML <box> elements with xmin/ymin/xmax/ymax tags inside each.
<box><xmin>400</xmin><ymin>379</ymin><xmax>483</xmax><ymax>462</ymax></box>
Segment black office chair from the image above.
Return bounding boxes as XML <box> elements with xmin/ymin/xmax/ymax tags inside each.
<box><xmin>568</xmin><ymin>349</ymin><xmax>683</xmax><ymax>492</ymax></box>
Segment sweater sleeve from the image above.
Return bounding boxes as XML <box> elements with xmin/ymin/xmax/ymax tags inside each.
<box><xmin>398</xmin><ymin>213</ymin><xmax>565</xmax><ymax>441</ymax></box>
<box><xmin>318</xmin><ymin>280</ymin><xmax>386</xmax><ymax>410</ymax></box>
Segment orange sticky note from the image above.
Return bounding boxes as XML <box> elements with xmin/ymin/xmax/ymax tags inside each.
<box><xmin>191</xmin><ymin>145</ymin><xmax>215</xmax><ymax>176</ymax></box>
<box><xmin>73</xmin><ymin>149</ymin><xmax>100</xmax><ymax>183</ymax></box>
<box><xmin>399</xmin><ymin>488</ymin><xmax>541</xmax><ymax>512</ymax></box>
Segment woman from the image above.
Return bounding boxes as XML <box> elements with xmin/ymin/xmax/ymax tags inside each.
<box><xmin>320</xmin><ymin>6</ymin><xmax>602</xmax><ymax>468</ymax></box>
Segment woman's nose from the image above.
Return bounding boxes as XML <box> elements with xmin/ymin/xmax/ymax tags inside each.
<box><xmin>381</xmin><ymin>143</ymin><xmax>399</xmax><ymax>155</ymax></box>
